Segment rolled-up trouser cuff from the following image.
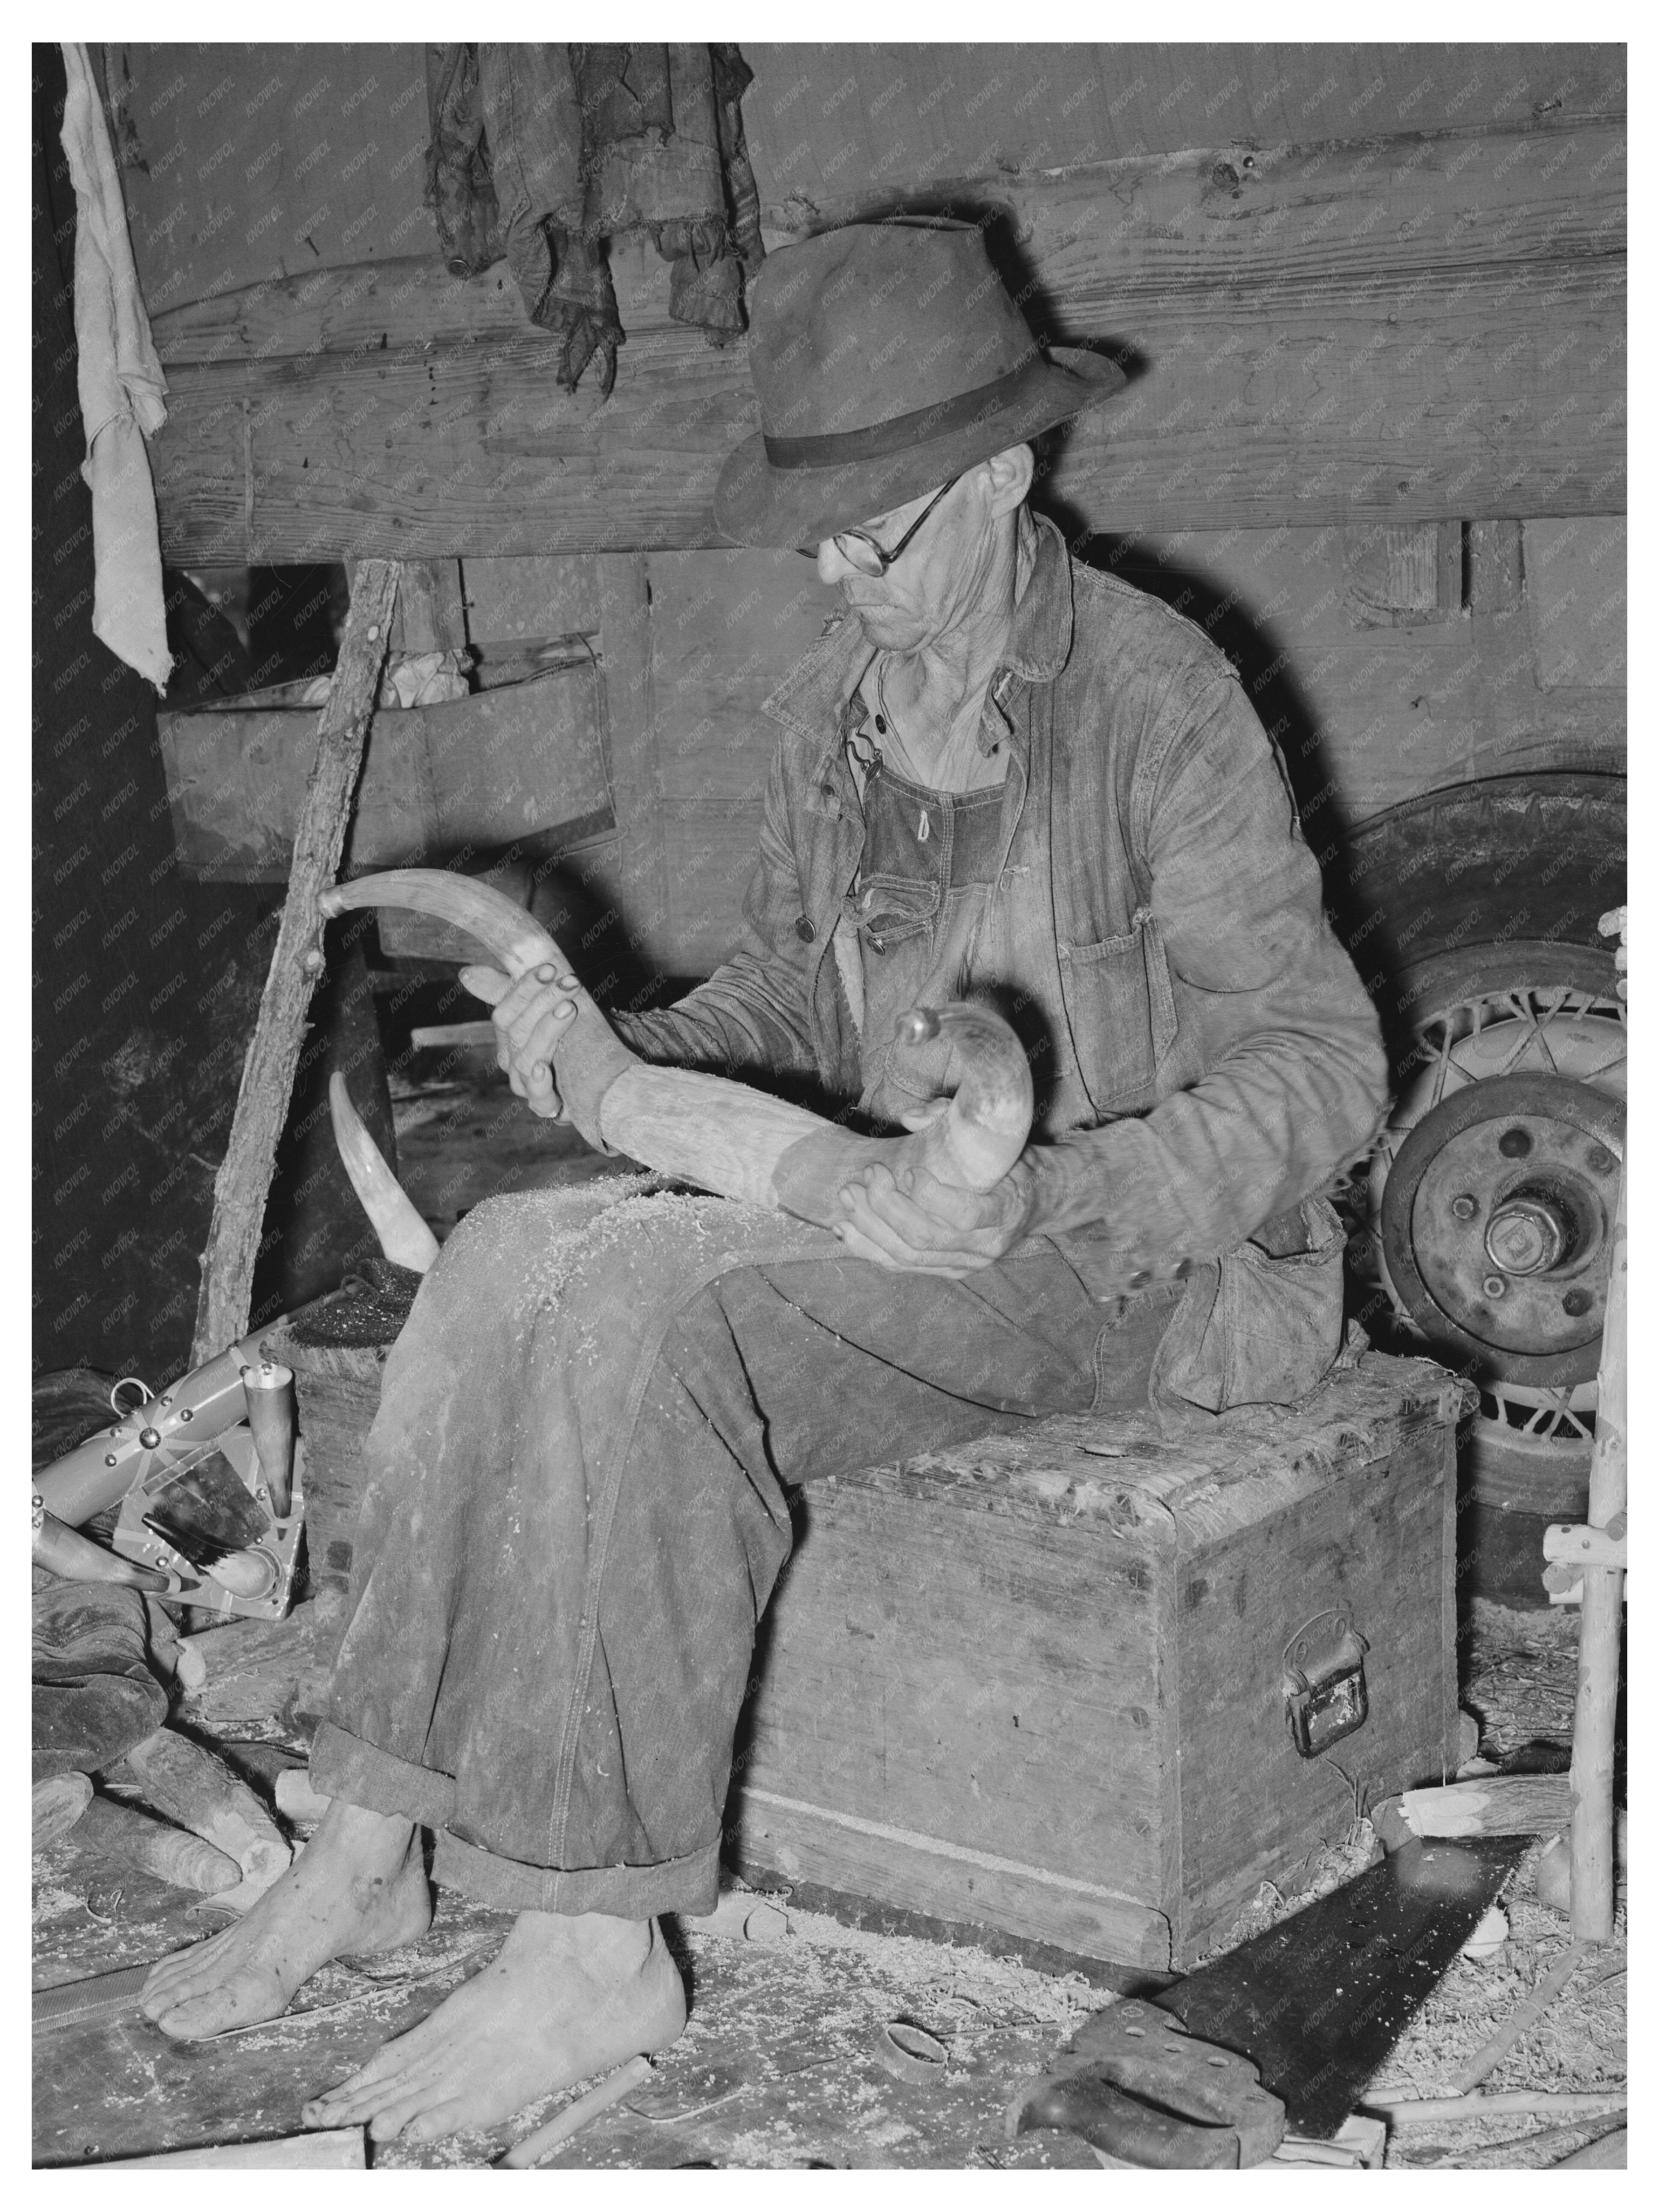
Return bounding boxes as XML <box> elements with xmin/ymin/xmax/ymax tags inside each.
<box><xmin>433</xmin><ymin>1832</ymin><xmax>721</xmax><ymax>1918</ymax></box>
<box><xmin>310</xmin><ymin>1720</ymin><xmax>457</xmax><ymax>1831</ymax></box>
<box><xmin>309</xmin><ymin>1721</ymin><xmax>721</xmax><ymax>1918</ymax></box>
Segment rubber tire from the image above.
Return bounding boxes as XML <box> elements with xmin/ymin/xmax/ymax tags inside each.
<box><xmin>1336</xmin><ymin>771</ymin><xmax>1625</xmax><ymax>1082</ymax></box>
<box><xmin>1337</xmin><ymin>773</ymin><xmax>1625</xmax><ymax>1608</ymax></box>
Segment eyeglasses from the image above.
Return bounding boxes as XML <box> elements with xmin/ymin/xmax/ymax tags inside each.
<box><xmin>805</xmin><ymin>477</ymin><xmax>961</xmax><ymax>576</ymax></box>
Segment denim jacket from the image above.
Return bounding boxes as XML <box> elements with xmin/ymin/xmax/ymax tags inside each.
<box><xmin>617</xmin><ymin>517</ymin><xmax>1389</xmax><ymax>1407</ymax></box>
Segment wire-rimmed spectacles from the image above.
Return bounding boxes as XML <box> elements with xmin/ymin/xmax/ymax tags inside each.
<box><xmin>805</xmin><ymin>477</ymin><xmax>961</xmax><ymax>576</ymax></box>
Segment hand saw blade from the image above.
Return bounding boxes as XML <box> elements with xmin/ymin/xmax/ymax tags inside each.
<box><xmin>136</xmin><ymin>1447</ymin><xmax>270</xmax><ymax>1567</ymax></box>
<box><xmin>1150</xmin><ymin>1833</ymin><xmax>1528</xmax><ymax>2138</ymax></box>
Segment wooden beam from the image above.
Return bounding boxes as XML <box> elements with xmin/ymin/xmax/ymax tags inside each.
<box><xmin>190</xmin><ymin>560</ymin><xmax>397</xmax><ymax>1362</ymax></box>
<box><xmin>740</xmin><ymin>43</ymin><xmax>1625</xmax><ymax>210</ymax></box>
<box><xmin>148</xmin><ymin>122</ymin><xmax>1626</xmax><ymax>560</ymax></box>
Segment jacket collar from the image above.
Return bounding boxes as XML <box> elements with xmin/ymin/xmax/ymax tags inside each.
<box><xmin>761</xmin><ymin>509</ymin><xmax>1076</xmax><ymax>743</ymax></box>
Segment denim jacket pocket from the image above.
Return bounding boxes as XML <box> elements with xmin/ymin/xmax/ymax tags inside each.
<box><xmin>1059</xmin><ymin>908</ymin><xmax>1179</xmax><ymax>1110</ymax></box>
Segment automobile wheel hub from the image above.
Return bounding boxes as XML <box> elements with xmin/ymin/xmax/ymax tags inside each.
<box><xmin>1379</xmin><ymin>1072</ymin><xmax>1623</xmax><ymax>1387</ymax></box>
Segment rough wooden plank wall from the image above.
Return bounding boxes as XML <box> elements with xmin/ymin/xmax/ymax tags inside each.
<box><xmin>146</xmin><ymin>119</ymin><xmax>1626</xmax><ymax>559</ymax></box>
<box><xmin>107</xmin><ymin>44</ymin><xmax>1623</xmax><ymax>313</ymax></box>
<box><xmin>741</xmin><ymin>43</ymin><xmax>1625</xmax><ymax>209</ymax></box>
<box><xmin>102</xmin><ymin>43</ymin><xmax>433</xmax><ymax>307</ymax></box>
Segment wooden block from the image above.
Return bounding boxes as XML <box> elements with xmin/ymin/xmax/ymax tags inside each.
<box><xmin>731</xmin><ymin>1354</ymin><xmax>1464</xmax><ymax>1968</ymax></box>
<box><xmin>389</xmin><ymin>561</ymin><xmax>467</xmax><ymax>655</ymax></box>
<box><xmin>1400</xmin><ymin>1773</ymin><xmax>1572</xmax><ymax>1838</ymax></box>
<box><xmin>1468</xmin><ymin>521</ymin><xmax>1524</xmax><ymax>615</ymax></box>
<box><xmin>1526</xmin><ymin>518</ymin><xmax>1627</xmax><ymax>689</ymax></box>
<box><xmin>1344</xmin><ymin>523</ymin><xmax>1445</xmax><ymax>624</ymax></box>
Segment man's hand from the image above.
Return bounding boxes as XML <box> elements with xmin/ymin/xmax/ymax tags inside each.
<box><xmin>459</xmin><ymin>963</ymin><xmax>579</xmax><ymax>1120</ymax></box>
<box><xmin>835</xmin><ymin>1142</ymin><xmax>1039</xmax><ymax>1277</ymax></box>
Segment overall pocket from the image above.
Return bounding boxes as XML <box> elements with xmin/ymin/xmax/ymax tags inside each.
<box><xmin>848</xmin><ymin>874</ymin><xmax>939</xmax><ymax>954</ymax></box>
<box><xmin>1059</xmin><ymin>908</ymin><xmax>1179</xmax><ymax>1111</ymax></box>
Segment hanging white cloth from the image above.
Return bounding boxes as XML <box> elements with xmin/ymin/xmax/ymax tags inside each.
<box><xmin>59</xmin><ymin>43</ymin><xmax>172</xmax><ymax>694</ymax></box>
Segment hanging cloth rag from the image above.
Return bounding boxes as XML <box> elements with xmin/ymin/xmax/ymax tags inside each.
<box><xmin>425</xmin><ymin>43</ymin><xmax>763</xmax><ymax>396</ymax></box>
<box><xmin>58</xmin><ymin>43</ymin><xmax>171</xmax><ymax>694</ymax></box>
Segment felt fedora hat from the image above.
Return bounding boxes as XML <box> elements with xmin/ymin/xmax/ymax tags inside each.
<box><xmin>714</xmin><ymin>219</ymin><xmax>1126</xmax><ymax>549</ymax></box>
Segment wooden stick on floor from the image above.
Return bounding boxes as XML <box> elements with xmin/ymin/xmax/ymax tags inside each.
<box><xmin>495</xmin><ymin>2056</ymin><xmax>653</xmax><ymax>2169</ymax></box>
<box><xmin>1446</xmin><ymin>1940</ymin><xmax>1592</xmax><ymax>2096</ymax></box>
<box><xmin>190</xmin><ymin>560</ymin><xmax>400</xmax><ymax>1364</ymax></box>
<box><xmin>1569</xmin><ymin>1163</ymin><xmax>1626</xmax><ymax>1941</ymax></box>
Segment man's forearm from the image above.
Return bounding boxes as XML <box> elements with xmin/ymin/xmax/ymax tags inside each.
<box><xmin>610</xmin><ymin>952</ymin><xmax>818</xmax><ymax>1079</ymax></box>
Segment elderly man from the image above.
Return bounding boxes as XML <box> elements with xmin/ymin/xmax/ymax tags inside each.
<box><xmin>140</xmin><ymin>223</ymin><xmax>1387</xmax><ymax>2144</ymax></box>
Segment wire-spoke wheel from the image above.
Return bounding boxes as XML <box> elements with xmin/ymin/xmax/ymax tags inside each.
<box><xmin>1351</xmin><ymin>956</ymin><xmax>1624</xmax><ymax>1601</ymax></box>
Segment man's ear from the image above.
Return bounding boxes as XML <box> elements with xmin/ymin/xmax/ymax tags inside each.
<box><xmin>982</xmin><ymin>443</ymin><xmax>1035</xmax><ymax>515</ymax></box>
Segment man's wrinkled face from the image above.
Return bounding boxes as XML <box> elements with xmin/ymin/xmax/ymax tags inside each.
<box><xmin>817</xmin><ymin>474</ymin><xmax>993</xmax><ymax>651</ymax></box>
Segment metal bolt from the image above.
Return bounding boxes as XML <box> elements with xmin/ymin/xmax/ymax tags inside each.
<box><xmin>1587</xmin><ymin>1144</ymin><xmax>1617</xmax><ymax>1176</ymax></box>
<box><xmin>1497</xmin><ymin>1127</ymin><xmax>1533</xmax><ymax>1159</ymax></box>
<box><xmin>1451</xmin><ymin>1193</ymin><xmax>1479</xmax><ymax>1220</ymax></box>
<box><xmin>1562</xmin><ymin>1287</ymin><xmax>1593</xmax><ymax>1317</ymax></box>
<box><xmin>1486</xmin><ymin>1196</ymin><xmax>1564</xmax><ymax>1276</ymax></box>
<box><xmin>138</xmin><ymin>1426</ymin><xmax>162</xmax><ymax>1448</ymax></box>
<box><xmin>1483</xmin><ymin>1275</ymin><xmax>1508</xmax><ymax>1299</ymax></box>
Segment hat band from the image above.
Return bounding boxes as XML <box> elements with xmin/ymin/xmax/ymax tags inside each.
<box><xmin>762</xmin><ymin>357</ymin><xmax>1041</xmax><ymax>471</ymax></box>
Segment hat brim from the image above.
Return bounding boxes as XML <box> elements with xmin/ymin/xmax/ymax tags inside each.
<box><xmin>712</xmin><ymin>347</ymin><xmax>1127</xmax><ymax>550</ymax></box>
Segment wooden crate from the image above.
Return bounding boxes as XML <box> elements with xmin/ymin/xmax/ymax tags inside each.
<box><xmin>728</xmin><ymin>1353</ymin><xmax>1465</xmax><ymax>1972</ymax></box>
<box><xmin>265</xmin><ymin>1321</ymin><xmax>1462</xmax><ymax>1969</ymax></box>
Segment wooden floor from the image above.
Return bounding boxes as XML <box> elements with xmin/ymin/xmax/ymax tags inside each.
<box><xmin>32</xmin><ymin>1598</ymin><xmax>1624</xmax><ymax>2171</ymax></box>
<box><xmin>33</xmin><ymin>1794</ymin><xmax>1102</xmax><ymax>2169</ymax></box>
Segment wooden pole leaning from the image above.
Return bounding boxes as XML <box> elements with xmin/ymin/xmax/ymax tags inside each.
<box><xmin>190</xmin><ymin>560</ymin><xmax>400</xmax><ymax>1364</ymax></box>
<box><xmin>1569</xmin><ymin>1161</ymin><xmax>1627</xmax><ymax>1940</ymax></box>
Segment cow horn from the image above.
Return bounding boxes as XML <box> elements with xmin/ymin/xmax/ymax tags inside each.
<box><xmin>328</xmin><ymin>1072</ymin><xmax>440</xmax><ymax>1274</ymax></box>
<box><xmin>319</xmin><ymin>872</ymin><xmax>1033</xmax><ymax>1222</ymax></box>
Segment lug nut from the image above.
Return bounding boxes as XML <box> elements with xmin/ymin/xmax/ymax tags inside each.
<box><xmin>1451</xmin><ymin>1193</ymin><xmax>1479</xmax><ymax>1220</ymax></box>
<box><xmin>1562</xmin><ymin>1288</ymin><xmax>1593</xmax><ymax>1317</ymax></box>
<box><xmin>1483</xmin><ymin>1275</ymin><xmax>1508</xmax><ymax>1299</ymax></box>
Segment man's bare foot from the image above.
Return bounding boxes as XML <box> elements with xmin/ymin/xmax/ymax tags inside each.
<box><xmin>301</xmin><ymin>1910</ymin><xmax>685</xmax><ymax>2145</ymax></box>
<box><xmin>139</xmin><ymin>1800</ymin><xmax>430</xmax><ymax>2040</ymax></box>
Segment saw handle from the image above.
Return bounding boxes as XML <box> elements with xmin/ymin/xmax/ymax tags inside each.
<box><xmin>1011</xmin><ymin>2073</ymin><xmax>1241</xmax><ymax>2169</ymax></box>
